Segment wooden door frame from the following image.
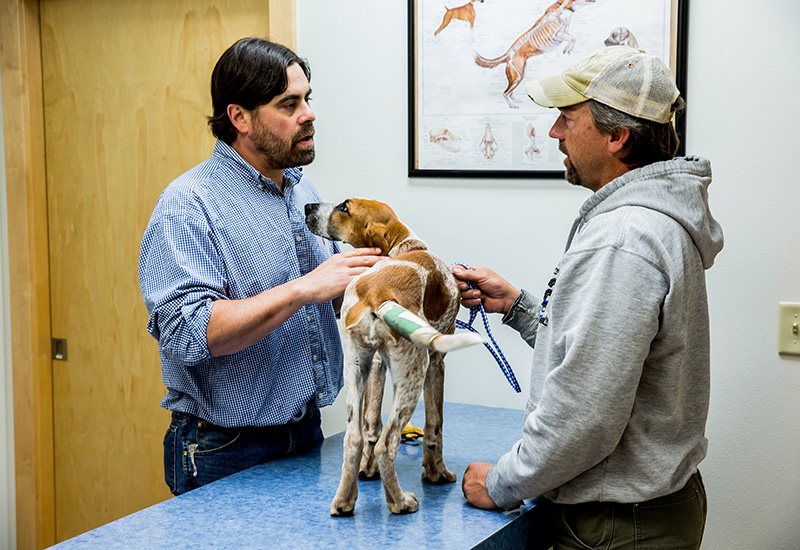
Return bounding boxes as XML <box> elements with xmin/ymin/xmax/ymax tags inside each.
<box><xmin>0</xmin><ymin>1</ymin><xmax>295</xmax><ymax>546</ymax></box>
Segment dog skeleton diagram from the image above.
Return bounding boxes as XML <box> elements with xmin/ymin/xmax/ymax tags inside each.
<box><xmin>524</xmin><ymin>123</ymin><xmax>541</xmax><ymax>160</ymax></box>
<box><xmin>414</xmin><ymin>0</ymin><xmax>672</xmax><ymax>172</ymax></box>
<box><xmin>604</xmin><ymin>26</ymin><xmax>639</xmax><ymax>48</ymax></box>
<box><xmin>479</xmin><ymin>123</ymin><xmax>498</xmax><ymax>160</ymax></box>
<box><xmin>429</xmin><ymin>127</ymin><xmax>462</xmax><ymax>152</ymax></box>
<box><xmin>474</xmin><ymin>0</ymin><xmax>596</xmax><ymax>108</ymax></box>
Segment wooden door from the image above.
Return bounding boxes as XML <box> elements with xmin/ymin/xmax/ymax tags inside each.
<box><xmin>39</xmin><ymin>0</ymin><xmax>280</xmax><ymax>541</ymax></box>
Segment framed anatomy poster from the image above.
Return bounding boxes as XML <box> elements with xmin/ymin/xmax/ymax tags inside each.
<box><xmin>408</xmin><ymin>0</ymin><xmax>688</xmax><ymax>178</ymax></box>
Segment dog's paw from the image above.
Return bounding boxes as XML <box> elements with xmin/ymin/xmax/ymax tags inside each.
<box><xmin>388</xmin><ymin>491</ymin><xmax>418</xmax><ymax>515</ymax></box>
<box><xmin>330</xmin><ymin>499</ymin><xmax>356</xmax><ymax>517</ymax></box>
<box><xmin>422</xmin><ymin>467</ymin><xmax>457</xmax><ymax>485</ymax></box>
<box><xmin>358</xmin><ymin>469</ymin><xmax>380</xmax><ymax>481</ymax></box>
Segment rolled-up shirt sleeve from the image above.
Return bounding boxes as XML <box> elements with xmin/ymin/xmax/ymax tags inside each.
<box><xmin>140</xmin><ymin>206</ymin><xmax>226</xmax><ymax>365</ymax></box>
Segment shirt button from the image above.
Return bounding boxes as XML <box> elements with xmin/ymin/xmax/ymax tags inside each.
<box><xmin>307</xmin><ymin>315</ymin><xmax>312</xmax><ymax>323</ymax></box>
<box><xmin>318</xmin><ymin>393</ymin><xmax>324</xmax><ymax>399</ymax></box>
<box><xmin>312</xmin><ymin>355</ymin><xmax>318</xmax><ymax>362</ymax></box>
<box><xmin>295</xmin><ymin>235</ymin><xmax>302</xmax><ymax>242</ymax></box>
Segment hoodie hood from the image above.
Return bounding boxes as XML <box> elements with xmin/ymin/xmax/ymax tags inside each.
<box><xmin>567</xmin><ymin>156</ymin><xmax>724</xmax><ymax>269</ymax></box>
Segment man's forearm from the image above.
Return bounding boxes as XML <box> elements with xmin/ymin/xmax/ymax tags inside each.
<box><xmin>205</xmin><ymin>278</ymin><xmax>309</xmax><ymax>356</ymax></box>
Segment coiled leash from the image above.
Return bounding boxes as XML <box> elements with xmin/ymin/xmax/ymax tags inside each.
<box><xmin>452</xmin><ymin>263</ymin><xmax>521</xmax><ymax>393</ymax></box>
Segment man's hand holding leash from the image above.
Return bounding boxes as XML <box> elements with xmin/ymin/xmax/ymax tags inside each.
<box><xmin>451</xmin><ymin>264</ymin><xmax>520</xmax><ymax>315</ymax></box>
<box><xmin>451</xmin><ymin>264</ymin><xmax>521</xmax><ymax>510</ymax></box>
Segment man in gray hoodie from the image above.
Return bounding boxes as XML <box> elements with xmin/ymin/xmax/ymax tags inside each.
<box><xmin>452</xmin><ymin>46</ymin><xmax>723</xmax><ymax>549</ymax></box>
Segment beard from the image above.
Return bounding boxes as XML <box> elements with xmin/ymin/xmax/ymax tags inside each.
<box><xmin>559</xmin><ymin>142</ymin><xmax>582</xmax><ymax>187</ymax></box>
<box><xmin>251</xmin><ymin>118</ymin><xmax>316</xmax><ymax>170</ymax></box>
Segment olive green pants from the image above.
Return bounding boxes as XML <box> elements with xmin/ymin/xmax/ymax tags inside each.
<box><xmin>548</xmin><ymin>471</ymin><xmax>707</xmax><ymax>550</ymax></box>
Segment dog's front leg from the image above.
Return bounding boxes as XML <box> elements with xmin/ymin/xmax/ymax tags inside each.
<box><xmin>421</xmin><ymin>351</ymin><xmax>457</xmax><ymax>485</ymax></box>
<box><xmin>330</xmin><ymin>339</ymin><xmax>373</xmax><ymax>517</ymax></box>
<box><xmin>557</xmin><ymin>21</ymin><xmax>577</xmax><ymax>54</ymax></box>
<box><xmin>359</xmin><ymin>353</ymin><xmax>386</xmax><ymax>481</ymax></box>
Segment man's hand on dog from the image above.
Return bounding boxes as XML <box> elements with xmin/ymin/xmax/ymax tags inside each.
<box><xmin>451</xmin><ymin>264</ymin><xmax>520</xmax><ymax>315</ymax></box>
<box><xmin>462</xmin><ymin>462</ymin><xmax>499</xmax><ymax>510</ymax></box>
<box><xmin>302</xmin><ymin>248</ymin><xmax>383</xmax><ymax>303</ymax></box>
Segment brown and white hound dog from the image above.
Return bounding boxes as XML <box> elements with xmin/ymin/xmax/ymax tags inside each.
<box><xmin>305</xmin><ymin>198</ymin><xmax>481</xmax><ymax>516</ymax></box>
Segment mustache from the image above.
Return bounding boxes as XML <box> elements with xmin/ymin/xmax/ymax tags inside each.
<box><xmin>558</xmin><ymin>142</ymin><xmax>568</xmax><ymax>156</ymax></box>
<box><xmin>294</xmin><ymin>122</ymin><xmax>315</xmax><ymax>141</ymax></box>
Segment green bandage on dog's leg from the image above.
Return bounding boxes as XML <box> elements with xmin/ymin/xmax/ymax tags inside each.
<box><xmin>375</xmin><ymin>301</ymin><xmax>440</xmax><ymax>347</ymax></box>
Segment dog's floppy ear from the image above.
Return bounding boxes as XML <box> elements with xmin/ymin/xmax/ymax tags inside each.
<box><xmin>366</xmin><ymin>223</ymin><xmax>391</xmax><ymax>254</ymax></box>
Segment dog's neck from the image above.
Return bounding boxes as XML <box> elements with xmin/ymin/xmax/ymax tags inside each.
<box><xmin>389</xmin><ymin>229</ymin><xmax>428</xmax><ymax>257</ymax></box>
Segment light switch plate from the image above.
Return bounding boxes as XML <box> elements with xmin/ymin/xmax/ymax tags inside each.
<box><xmin>778</xmin><ymin>302</ymin><xmax>800</xmax><ymax>355</ymax></box>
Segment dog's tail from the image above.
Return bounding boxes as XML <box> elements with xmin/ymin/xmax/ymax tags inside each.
<box><xmin>474</xmin><ymin>50</ymin><xmax>510</xmax><ymax>69</ymax></box>
<box><xmin>376</xmin><ymin>301</ymin><xmax>483</xmax><ymax>353</ymax></box>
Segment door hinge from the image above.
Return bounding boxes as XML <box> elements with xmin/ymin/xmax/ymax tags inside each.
<box><xmin>52</xmin><ymin>338</ymin><xmax>68</xmax><ymax>361</ymax></box>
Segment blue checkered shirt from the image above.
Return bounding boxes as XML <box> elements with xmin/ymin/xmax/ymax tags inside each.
<box><xmin>139</xmin><ymin>140</ymin><xmax>343</xmax><ymax>428</ymax></box>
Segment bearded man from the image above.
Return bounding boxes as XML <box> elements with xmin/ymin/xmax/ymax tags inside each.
<box><xmin>139</xmin><ymin>38</ymin><xmax>382</xmax><ymax>495</ymax></box>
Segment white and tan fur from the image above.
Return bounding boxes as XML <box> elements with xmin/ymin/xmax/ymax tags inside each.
<box><xmin>305</xmin><ymin>198</ymin><xmax>481</xmax><ymax>516</ymax></box>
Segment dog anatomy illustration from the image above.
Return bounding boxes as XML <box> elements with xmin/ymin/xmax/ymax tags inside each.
<box><xmin>434</xmin><ymin>0</ymin><xmax>484</xmax><ymax>39</ymax></box>
<box><xmin>604</xmin><ymin>26</ymin><xmax>639</xmax><ymax>48</ymax></box>
<box><xmin>479</xmin><ymin>123</ymin><xmax>498</xmax><ymax>160</ymax></box>
<box><xmin>475</xmin><ymin>0</ymin><xmax>596</xmax><ymax>108</ymax></box>
<box><xmin>524</xmin><ymin>123</ymin><xmax>540</xmax><ymax>160</ymax></box>
<box><xmin>429</xmin><ymin>127</ymin><xmax>462</xmax><ymax>152</ymax></box>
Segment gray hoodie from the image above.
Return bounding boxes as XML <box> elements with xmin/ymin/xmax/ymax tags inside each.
<box><xmin>487</xmin><ymin>156</ymin><xmax>724</xmax><ymax>508</ymax></box>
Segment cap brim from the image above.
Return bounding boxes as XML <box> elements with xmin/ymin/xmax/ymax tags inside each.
<box><xmin>525</xmin><ymin>74</ymin><xmax>588</xmax><ymax>108</ymax></box>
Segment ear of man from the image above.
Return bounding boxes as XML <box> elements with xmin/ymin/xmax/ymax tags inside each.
<box><xmin>227</xmin><ymin>104</ymin><xmax>251</xmax><ymax>135</ymax></box>
<box><xmin>607</xmin><ymin>127</ymin><xmax>631</xmax><ymax>155</ymax></box>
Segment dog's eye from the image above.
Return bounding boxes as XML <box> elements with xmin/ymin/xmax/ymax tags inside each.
<box><xmin>336</xmin><ymin>202</ymin><xmax>349</xmax><ymax>214</ymax></box>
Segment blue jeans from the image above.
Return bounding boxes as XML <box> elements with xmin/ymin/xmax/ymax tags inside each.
<box><xmin>548</xmin><ymin>471</ymin><xmax>707</xmax><ymax>550</ymax></box>
<box><xmin>163</xmin><ymin>402</ymin><xmax>323</xmax><ymax>495</ymax></box>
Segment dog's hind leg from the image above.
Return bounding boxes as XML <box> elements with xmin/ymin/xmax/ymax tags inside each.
<box><xmin>502</xmin><ymin>61</ymin><xmax>525</xmax><ymax>108</ymax></box>
<box><xmin>330</xmin><ymin>339</ymin><xmax>374</xmax><ymax>517</ymax></box>
<box><xmin>359</xmin><ymin>353</ymin><xmax>385</xmax><ymax>481</ymax></box>
<box><xmin>421</xmin><ymin>351</ymin><xmax>456</xmax><ymax>485</ymax></box>
<box><xmin>376</xmin><ymin>346</ymin><xmax>428</xmax><ymax>514</ymax></box>
<box><xmin>433</xmin><ymin>11</ymin><xmax>452</xmax><ymax>36</ymax></box>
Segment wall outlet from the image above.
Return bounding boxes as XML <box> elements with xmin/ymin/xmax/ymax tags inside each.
<box><xmin>778</xmin><ymin>302</ymin><xmax>800</xmax><ymax>356</ymax></box>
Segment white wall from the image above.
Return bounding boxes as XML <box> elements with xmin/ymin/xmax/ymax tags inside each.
<box><xmin>301</xmin><ymin>1</ymin><xmax>800</xmax><ymax>548</ymax></box>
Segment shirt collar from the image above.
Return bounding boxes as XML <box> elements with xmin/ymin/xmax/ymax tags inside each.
<box><xmin>212</xmin><ymin>140</ymin><xmax>304</xmax><ymax>193</ymax></box>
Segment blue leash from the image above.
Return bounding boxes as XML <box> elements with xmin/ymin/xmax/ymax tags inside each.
<box><xmin>452</xmin><ymin>263</ymin><xmax>521</xmax><ymax>393</ymax></box>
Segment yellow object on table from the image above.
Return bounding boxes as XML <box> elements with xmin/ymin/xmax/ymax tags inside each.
<box><xmin>401</xmin><ymin>423</ymin><xmax>424</xmax><ymax>441</ymax></box>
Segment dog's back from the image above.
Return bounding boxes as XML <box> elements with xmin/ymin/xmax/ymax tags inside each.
<box><xmin>345</xmin><ymin>250</ymin><xmax>454</xmax><ymax>330</ymax></box>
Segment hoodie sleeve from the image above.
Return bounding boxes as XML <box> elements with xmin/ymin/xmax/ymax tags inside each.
<box><xmin>486</xmin><ymin>244</ymin><xmax>668</xmax><ymax>509</ymax></box>
<box><xmin>502</xmin><ymin>289</ymin><xmax>540</xmax><ymax>348</ymax></box>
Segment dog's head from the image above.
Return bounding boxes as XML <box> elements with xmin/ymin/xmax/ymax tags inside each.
<box><xmin>305</xmin><ymin>198</ymin><xmax>412</xmax><ymax>256</ymax></box>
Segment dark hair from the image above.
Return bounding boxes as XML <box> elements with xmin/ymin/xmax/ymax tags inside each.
<box><xmin>587</xmin><ymin>97</ymin><xmax>685</xmax><ymax>169</ymax></box>
<box><xmin>207</xmin><ymin>37</ymin><xmax>311</xmax><ymax>144</ymax></box>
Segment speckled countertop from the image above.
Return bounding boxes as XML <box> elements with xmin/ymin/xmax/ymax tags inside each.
<box><xmin>49</xmin><ymin>403</ymin><xmax>550</xmax><ymax>549</ymax></box>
